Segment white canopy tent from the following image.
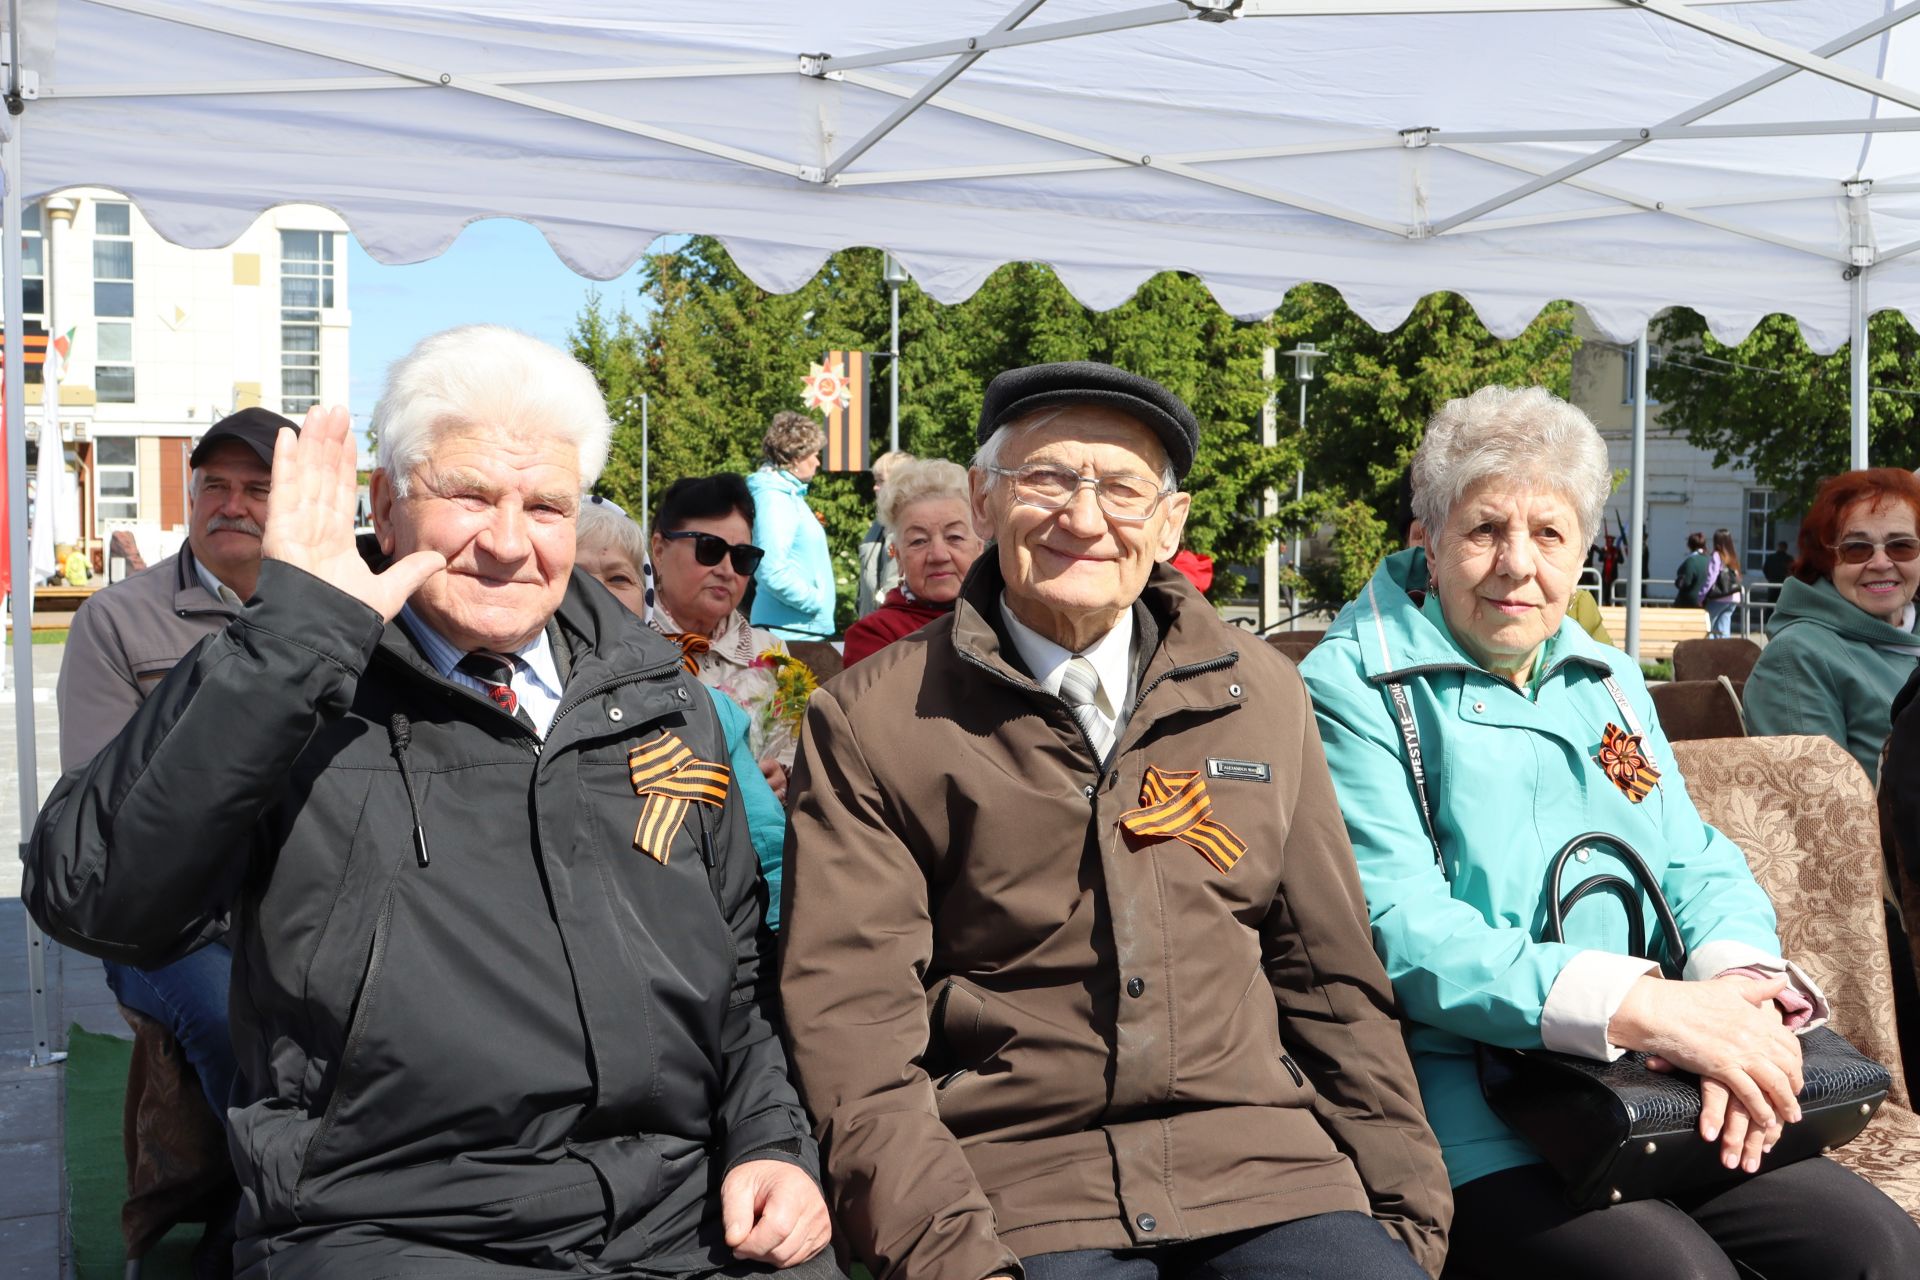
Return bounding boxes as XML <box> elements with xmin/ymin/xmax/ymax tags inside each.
<box><xmin>9</xmin><ymin>0</ymin><xmax>1920</xmax><ymax>1058</ymax></box>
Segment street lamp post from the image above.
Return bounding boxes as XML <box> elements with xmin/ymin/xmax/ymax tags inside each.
<box><xmin>882</xmin><ymin>253</ymin><xmax>909</xmax><ymax>453</ymax></box>
<box><xmin>1280</xmin><ymin>342</ymin><xmax>1327</xmax><ymax>631</ymax></box>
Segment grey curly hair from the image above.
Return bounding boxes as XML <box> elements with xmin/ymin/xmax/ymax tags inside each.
<box><xmin>1411</xmin><ymin>385</ymin><xmax>1611</xmax><ymax>545</ymax></box>
<box><xmin>761</xmin><ymin>410</ymin><xmax>826</xmax><ymax>470</ymax></box>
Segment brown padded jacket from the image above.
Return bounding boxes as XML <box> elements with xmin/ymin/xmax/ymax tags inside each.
<box><xmin>780</xmin><ymin>558</ymin><xmax>1450</xmax><ymax>1280</ymax></box>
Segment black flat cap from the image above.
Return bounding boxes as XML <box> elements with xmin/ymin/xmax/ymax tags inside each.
<box><xmin>190</xmin><ymin>406</ymin><xmax>298</xmax><ymax>468</ymax></box>
<box><xmin>977</xmin><ymin>361</ymin><xmax>1199</xmax><ymax>480</ymax></box>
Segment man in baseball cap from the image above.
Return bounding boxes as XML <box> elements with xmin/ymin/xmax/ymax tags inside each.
<box><xmin>781</xmin><ymin>362</ymin><xmax>1449</xmax><ymax>1280</ymax></box>
<box><xmin>51</xmin><ymin>403</ymin><xmax>296</xmax><ymax>1275</ymax></box>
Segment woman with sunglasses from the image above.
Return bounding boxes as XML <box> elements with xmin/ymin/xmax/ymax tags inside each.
<box><xmin>748</xmin><ymin>411</ymin><xmax>836</xmax><ymax>641</ymax></box>
<box><xmin>646</xmin><ymin>475</ymin><xmax>797</xmax><ymax>786</ymax></box>
<box><xmin>1745</xmin><ymin>467</ymin><xmax>1920</xmax><ymax>782</ymax></box>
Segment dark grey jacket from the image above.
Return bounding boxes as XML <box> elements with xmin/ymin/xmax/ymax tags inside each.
<box><xmin>26</xmin><ymin>558</ymin><xmax>816</xmax><ymax>1275</ymax></box>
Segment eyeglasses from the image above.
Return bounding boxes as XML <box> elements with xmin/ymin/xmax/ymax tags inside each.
<box><xmin>1830</xmin><ymin>537</ymin><xmax>1920</xmax><ymax>565</ymax></box>
<box><xmin>987</xmin><ymin>464</ymin><xmax>1174</xmax><ymax>523</ymax></box>
<box><xmin>661</xmin><ymin>530</ymin><xmax>765</xmax><ymax>575</ymax></box>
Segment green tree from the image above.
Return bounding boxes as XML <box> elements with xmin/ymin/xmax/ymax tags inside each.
<box><xmin>1647</xmin><ymin>308</ymin><xmax>1920</xmax><ymax>513</ymax></box>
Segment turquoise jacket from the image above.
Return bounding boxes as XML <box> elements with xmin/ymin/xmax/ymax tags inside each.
<box><xmin>1299</xmin><ymin>550</ymin><xmax>1783</xmax><ymax>1188</ymax></box>
<box><xmin>747</xmin><ymin>468</ymin><xmax>836</xmax><ymax>640</ymax></box>
<box><xmin>1744</xmin><ymin>575</ymin><xmax>1920</xmax><ymax>783</ymax></box>
<box><xmin>706</xmin><ymin>687</ymin><xmax>790</xmax><ymax>930</ymax></box>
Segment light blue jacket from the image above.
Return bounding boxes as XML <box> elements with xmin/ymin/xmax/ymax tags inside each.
<box><xmin>706</xmin><ymin>687</ymin><xmax>789</xmax><ymax>930</ymax></box>
<box><xmin>1299</xmin><ymin>549</ymin><xmax>1784</xmax><ymax>1188</ymax></box>
<box><xmin>747</xmin><ymin>468</ymin><xmax>835</xmax><ymax>639</ymax></box>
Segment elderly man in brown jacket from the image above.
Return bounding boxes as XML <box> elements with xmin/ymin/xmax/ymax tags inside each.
<box><xmin>780</xmin><ymin>363</ymin><xmax>1450</xmax><ymax>1280</ymax></box>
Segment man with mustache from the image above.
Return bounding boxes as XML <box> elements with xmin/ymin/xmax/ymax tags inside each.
<box><xmin>54</xmin><ymin>405</ymin><xmax>295</xmax><ymax>1276</ymax></box>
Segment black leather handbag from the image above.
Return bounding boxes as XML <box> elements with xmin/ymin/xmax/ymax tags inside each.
<box><xmin>1476</xmin><ymin>832</ymin><xmax>1892</xmax><ymax>1211</ymax></box>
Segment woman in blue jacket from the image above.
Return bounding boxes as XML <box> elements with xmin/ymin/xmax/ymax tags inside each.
<box><xmin>1300</xmin><ymin>386</ymin><xmax>1918</xmax><ymax>1279</ymax></box>
<box><xmin>747</xmin><ymin>411</ymin><xmax>836</xmax><ymax>640</ymax></box>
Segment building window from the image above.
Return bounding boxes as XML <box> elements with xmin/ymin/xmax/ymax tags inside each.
<box><xmin>1744</xmin><ymin>489</ymin><xmax>1779</xmax><ymax>572</ymax></box>
<box><xmin>1620</xmin><ymin>345</ymin><xmax>1661</xmax><ymax>406</ymax></box>
<box><xmin>95</xmin><ymin>437</ymin><xmax>138</xmax><ymax>522</ymax></box>
<box><xmin>281</xmin><ymin>230</ymin><xmax>334</xmax><ymax>416</ymax></box>
<box><xmin>19</xmin><ymin>204</ymin><xmax>45</xmax><ymax>385</ymax></box>
<box><xmin>94</xmin><ymin>201</ymin><xmax>136</xmax><ymax>403</ymax></box>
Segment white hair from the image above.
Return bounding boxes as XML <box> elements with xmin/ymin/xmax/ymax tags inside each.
<box><xmin>575</xmin><ymin>498</ymin><xmax>648</xmax><ymax>568</ymax></box>
<box><xmin>1411</xmin><ymin>385</ymin><xmax>1610</xmax><ymax>544</ymax></box>
<box><xmin>969</xmin><ymin>407</ymin><xmax>1177</xmax><ymax>492</ymax></box>
<box><xmin>373</xmin><ymin>325</ymin><xmax>611</xmax><ymax>496</ymax></box>
<box><xmin>880</xmin><ymin>459</ymin><xmax>971</xmax><ymax>534</ymax></box>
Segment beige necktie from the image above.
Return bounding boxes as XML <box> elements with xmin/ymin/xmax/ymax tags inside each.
<box><xmin>1058</xmin><ymin>655</ymin><xmax>1112</xmax><ymax>763</ymax></box>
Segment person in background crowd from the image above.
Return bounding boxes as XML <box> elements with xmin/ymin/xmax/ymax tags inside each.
<box><xmin>1702</xmin><ymin>527</ymin><xmax>1744</xmax><ymax>638</ymax></box>
<box><xmin>855</xmin><ymin>449</ymin><xmax>915</xmax><ymax>616</ymax></box>
<box><xmin>646</xmin><ymin>474</ymin><xmax>796</xmax><ymax>786</ymax></box>
<box><xmin>782</xmin><ymin>361</ymin><xmax>1449</xmax><ymax>1280</ymax></box>
<box><xmin>749</xmin><ymin>411</ymin><xmax>835</xmax><ymax>640</ymax></box>
<box><xmin>1763</xmin><ymin>540</ymin><xmax>1794</xmax><ymax>586</ymax></box>
<box><xmin>53</xmin><ymin>405</ymin><xmax>297</xmax><ymax>1278</ymax></box>
<box><xmin>1674</xmin><ymin>531</ymin><xmax>1709</xmax><ymax>606</ymax></box>
<box><xmin>1744</xmin><ymin>467</ymin><xmax>1920</xmax><ymax>782</ymax></box>
<box><xmin>26</xmin><ymin>326</ymin><xmax>830</xmax><ymax>1280</ymax></box>
<box><xmin>1300</xmin><ymin>385</ymin><xmax>1917</xmax><ymax>1280</ymax></box>
<box><xmin>841</xmin><ymin>459</ymin><xmax>982</xmax><ymax>667</ymax></box>
<box><xmin>577</xmin><ymin>495</ymin><xmax>791</xmax><ymax>927</ymax></box>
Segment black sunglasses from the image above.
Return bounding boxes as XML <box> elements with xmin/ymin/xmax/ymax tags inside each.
<box><xmin>661</xmin><ymin>530</ymin><xmax>765</xmax><ymax>575</ymax></box>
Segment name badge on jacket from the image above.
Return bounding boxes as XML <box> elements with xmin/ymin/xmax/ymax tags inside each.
<box><xmin>1205</xmin><ymin>758</ymin><xmax>1271</xmax><ymax>784</ymax></box>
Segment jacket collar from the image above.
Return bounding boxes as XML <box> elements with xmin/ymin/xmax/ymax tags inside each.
<box><xmin>1339</xmin><ymin>548</ymin><xmax>1619</xmax><ymax>687</ymax></box>
<box><xmin>172</xmin><ymin>545</ymin><xmax>241</xmax><ymax>618</ymax></box>
<box><xmin>1768</xmin><ymin>573</ymin><xmax>1920</xmax><ymax>652</ymax></box>
<box><xmin>949</xmin><ymin>549</ymin><xmax>1239</xmax><ymax>717</ymax></box>
<box><xmin>355</xmin><ymin>534</ymin><xmax>684</xmax><ymax>707</ymax></box>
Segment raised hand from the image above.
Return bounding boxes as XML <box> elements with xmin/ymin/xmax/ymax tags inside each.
<box><xmin>261</xmin><ymin>405</ymin><xmax>445</xmax><ymax>621</ymax></box>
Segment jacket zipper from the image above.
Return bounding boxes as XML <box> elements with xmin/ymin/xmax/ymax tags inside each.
<box><xmin>1280</xmin><ymin>1053</ymin><xmax>1305</xmax><ymax>1088</ymax></box>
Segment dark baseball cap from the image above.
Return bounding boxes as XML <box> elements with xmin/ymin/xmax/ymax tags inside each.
<box><xmin>189</xmin><ymin>406</ymin><xmax>298</xmax><ymax>468</ymax></box>
<box><xmin>977</xmin><ymin>361</ymin><xmax>1200</xmax><ymax>480</ymax></box>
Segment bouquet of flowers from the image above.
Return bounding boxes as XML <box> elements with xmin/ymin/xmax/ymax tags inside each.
<box><xmin>715</xmin><ymin>649</ymin><xmax>818</xmax><ymax>766</ymax></box>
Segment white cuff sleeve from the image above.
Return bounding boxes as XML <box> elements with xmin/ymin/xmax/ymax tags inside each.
<box><xmin>1684</xmin><ymin>939</ymin><xmax>1831</xmax><ymax>1028</ymax></box>
<box><xmin>1540</xmin><ymin>950</ymin><xmax>1661</xmax><ymax>1061</ymax></box>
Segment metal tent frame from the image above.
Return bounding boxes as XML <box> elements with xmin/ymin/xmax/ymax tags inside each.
<box><xmin>9</xmin><ymin>0</ymin><xmax>1920</xmax><ymax>1055</ymax></box>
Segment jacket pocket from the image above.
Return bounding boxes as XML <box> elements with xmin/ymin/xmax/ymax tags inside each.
<box><xmin>294</xmin><ymin>883</ymin><xmax>397</xmax><ymax>1199</ymax></box>
<box><xmin>927</xmin><ymin>976</ymin><xmax>989</xmax><ymax>1071</ymax></box>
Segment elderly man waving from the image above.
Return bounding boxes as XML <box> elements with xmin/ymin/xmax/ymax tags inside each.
<box><xmin>27</xmin><ymin>326</ymin><xmax>830</xmax><ymax>1280</ymax></box>
<box><xmin>780</xmin><ymin>363</ymin><xmax>1450</xmax><ymax>1280</ymax></box>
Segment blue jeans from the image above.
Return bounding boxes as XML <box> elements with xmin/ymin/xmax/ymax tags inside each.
<box><xmin>103</xmin><ymin>941</ymin><xmax>239</xmax><ymax>1119</ymax></box>
<box><xmin>1704</xmin><ymin>596</ymin><xmax>1738</xmax><ymax>637</ymax></box>
<box><xmin>1021</xmin><ymin>1213</ymin><xmax>1425</xmax><ymax>1280</ymax></box>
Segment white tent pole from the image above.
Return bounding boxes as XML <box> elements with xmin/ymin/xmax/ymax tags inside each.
<box><xmin>640</xmin><ymin>392</ymin><xmax>650</xmax><ymax>540</ymax></box>
<box><xmin>4</xmin><ymin>70</ymin><xmax>57</xmax><ymax>1069</ymax></box>
<box><xmin>1626</xmin><ymin>327</ymin><xmax>1648</xmax><ymax>664</ymax></box>
<box><xmin>1851</xmin><ymin>267</ymin><xmax>1870</xmax><ymax>470</ymax></box>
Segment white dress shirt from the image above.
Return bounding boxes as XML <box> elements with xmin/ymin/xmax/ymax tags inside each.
<box><xmin>400</xmin><ymin>604</ymin><xmax>565</xmax><ymax>737</ymax></box>
<box><xmin>192</xmin><ymin>556</ymin><xmax>245</xmax><ymax>607</ymax></box>
<box><xmin>999</xmin><ymin>595</ymin><xmax>1136</xmax><ymax>751</ymax></box>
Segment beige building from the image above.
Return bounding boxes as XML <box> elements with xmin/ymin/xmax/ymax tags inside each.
<box><xmin>13</xmin><ymin>190</ymin><xmax>349</xmax><ymax>568</ymax></box>
<box><xmin>1569</xmin><ymin>309</ymin><xmax>1796</xmax><ymax>599</ymax></box>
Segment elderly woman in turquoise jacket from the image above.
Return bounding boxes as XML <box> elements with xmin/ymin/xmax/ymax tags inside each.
<box><xmin>747</xmin><ymin>410</ymin><xmax>836</xmax><ymax>640</ymax></box>
<box><xmin>1300</xmin><ymin>386</ymin><xmax>1919</xmax><ymax>1280</ymax></box>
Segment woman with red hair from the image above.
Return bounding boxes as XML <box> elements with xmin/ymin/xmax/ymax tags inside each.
<box><xmin>1745</xmin><ymin>467</ymin><xmax>1920</xmax><ymax>780</ymax></box>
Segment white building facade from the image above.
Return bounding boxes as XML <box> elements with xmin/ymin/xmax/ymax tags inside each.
<box><xmin>14</xmin><ymin>189</ymin><xmax>349</xmax><ymax>567</ymax></box>
<box><xmin>1568</xmin><ymin>309</ymin><xmax>1797</xmax><ymax>598</ymax></box>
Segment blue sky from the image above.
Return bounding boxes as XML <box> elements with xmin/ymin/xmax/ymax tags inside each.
<box><xmin>347</xmin><ymin>219</ymin><xmax>653</xmax><ymax>443</ymax></box>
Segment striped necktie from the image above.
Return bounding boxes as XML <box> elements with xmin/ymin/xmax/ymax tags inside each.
<box><xmin>1058</xmin><ymin>655</ymin><xmax>1112</xmax><ymax>763</ymax></box>
<box><xmin>457</xmin><ymin>650</ymin><xmax>535</xmax><ymax>731</ymax></box>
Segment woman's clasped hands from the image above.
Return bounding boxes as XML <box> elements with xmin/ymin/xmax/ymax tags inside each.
<box><xmin>1608</xmin><ymin>972</ymin><xmax>1805</xmax><ymax>1174</ymax></box>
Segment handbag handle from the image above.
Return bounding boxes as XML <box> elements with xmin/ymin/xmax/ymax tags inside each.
<box><xmin>1544</xmin><ymin>831</ymin><xmax>1688</xmax><ymax>976</ymax></box>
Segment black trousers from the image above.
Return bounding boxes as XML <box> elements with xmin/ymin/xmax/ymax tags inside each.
<box><xmin>1443</xmin><ymin>1157</ymin><xmax>1920</xmax><ymax>1280</ymax></box>
<box><xmin>1021</xmin><ymin>1212</ymin><xmax>1425</xmax><ymax>1280</ymax></box>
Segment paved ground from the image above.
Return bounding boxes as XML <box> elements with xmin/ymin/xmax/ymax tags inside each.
<box><xmin>2</xmin><ymin>641</ymin><xmax>122</xmax><ymax>1280</ymax></box>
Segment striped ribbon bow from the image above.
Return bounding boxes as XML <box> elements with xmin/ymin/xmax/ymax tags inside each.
<box><xmin>1595</xmin><ymin>722</ymin><xmax>1660</xmax><ymax>803</ymax></box>
<box><xmin>1119</xmin><ymin>766</ymin><xmax>1248</xmax><ymax>874</ymax></box>
<box><xmin>663</xmin><ymin>631</ymin><xmax>712</xmax><ymax>675</ymax></box>
<box><xmin>627</xmin><ymin>732</ymin><xmax>731</xmax><ymax>863</ymax></box>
